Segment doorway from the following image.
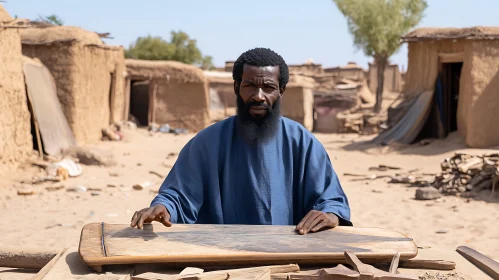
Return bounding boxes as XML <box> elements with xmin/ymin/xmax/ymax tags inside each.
<box><xmin>441</xmin><ymin>62</ymin><xmax>462</xmax><ymax>135</ymax></box>
<box><xmin>129</xmin><ymin>80</ymin><xmax>150</xmax><ymax>126</ymax></box>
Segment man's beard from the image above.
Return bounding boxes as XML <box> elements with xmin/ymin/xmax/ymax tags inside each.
<box><xmin>236</xmin><ymin>94</ymin><xmax>281</xmax><ymax>142</ymax></box>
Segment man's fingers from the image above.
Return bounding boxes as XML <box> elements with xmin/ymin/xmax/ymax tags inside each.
<box><xmin>137</xmin><ymin>209</ymin><xmax>154</xmax><ymax>229</ymax></box>
<box><xmin>311</xmin><ymin>220</ymin><xmax>327</xmax><ymax>232</ymax></box>
<box><xmin>296</xmin><ymin>210</ymin><xmax>315</xmax><ymax>230</ymax></box>
<box><xmin>161</xmin><ymin>215</ymin><xmax>172</xmax><ymax>227</ymax></box>
<box><xmin>302</xmin><ymin>214</ymin><xmax>323</xmax><ymax>235</ymax></box>
<box><xmin>130</xmin><ymin>211</ymin><xmax>139</xmax><ymax>227</ymax></box>
<box><xmin>299</xmin><ymin>212</ymin><xmax>321</xmax><ymax>235</ymax></box>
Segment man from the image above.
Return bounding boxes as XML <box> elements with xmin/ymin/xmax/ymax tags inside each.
<box><xmin>131</xmin><ymin>47</ymin><xmax>352</xmax><ymax>234</ymax></box>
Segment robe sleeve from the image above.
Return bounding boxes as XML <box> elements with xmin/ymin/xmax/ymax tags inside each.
<box><xmin>150</xmin><ymin>138</ymin><xmax>206</xmax><ymax>224</ymax></box>
<box><xmin>303</xmin><ymin>138</ymin><xmax>353</xmax><ymax>226</ymax></box>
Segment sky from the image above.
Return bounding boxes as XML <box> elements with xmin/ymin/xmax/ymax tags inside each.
<box><xmin>4</xmin><ymin>0</ymin><xmax>499</xmax><ymax>70</ymax></box>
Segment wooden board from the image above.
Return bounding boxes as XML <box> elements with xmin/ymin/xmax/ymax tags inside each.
<box><xmin>36</xmin><ymin>247</ymin><xmax>133</xmax><ymax>280</ymax></box>
<box><xmin>398</xmin><ymin>247</ymin><xmax>490</xmax><ymax>280</ymax></box>
<box><xmin>23</xmin><ymin>58</ymin><xmax>76</xmax><ymax>156</ymax></box>
<box><xmin>79</xmin><ymin>223</ymin><xmax>417</xmax><ymax>268</ymax></box>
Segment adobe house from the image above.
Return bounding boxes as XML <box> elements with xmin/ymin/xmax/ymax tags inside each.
<box><xmin>20</xmin><ymin>26</ymin><xmax>126</xmax><ymax>144</ymax></box>
<box><xmin>0</xmin><ymin>5</ymin><xmax>32</xmax><ymax>162</ymax></box>
<box><xmin>399</xmin><ymin>27</ymin><xmax>499</xmax><ymax>148</ymax></box>
<box><xmin>367</xmin><ymin>63</ymin><xmax>404</xmax><ymax>93</ymax></box>
<box><xmin>125</xmin><ymin>59</ymin><xmax>211</xmax><ymax>132</ymax></box>
<box><xmin>280</xmin><ymin>74</ymin><xmax>315</xmax><ymax>131</ymax></box>
<box><xmin>204</xmin><ymin>70</ymin><xmax>236</xmax><ymax>109</ymax></box>
<box><xmin>324</xmin><ymin>62</ymin><xmax>366</xmax><ymax>84</ymax></box>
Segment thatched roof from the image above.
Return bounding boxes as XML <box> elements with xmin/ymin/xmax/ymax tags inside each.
<box><xmin>20</xmin><ymin>26</ymin><xmax>104</xmax><ymax>45</ymax></box>
<box><xmin>125</xmin><ymin>59</ymin><xmax>206</xmax><ymax>83</ymax></box>
<box><xmin>402</xmin><ymin>26</ymin><xmax>499</xmax><ymax>42</ymax></box>
<box><xmin>0</xmin><ymin>4</ymin><xmax>12</xmax><ymax>22</ymax></box>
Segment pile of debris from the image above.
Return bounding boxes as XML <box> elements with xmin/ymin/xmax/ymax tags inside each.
<box><xmin>412</xmin><ymin>153</ymin><xmax>499</xmax><ymax>195</ymax></box>
<box><xmin>428</xmin><ymin>153</ymin><xmax>499</xmax><ymax>195</ymax></box>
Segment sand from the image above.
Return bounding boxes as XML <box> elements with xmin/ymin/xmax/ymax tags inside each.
<box><xmin>0</xmin><ymin>125</ymin><xmax>498</xmax><ymax>264</ymax></box>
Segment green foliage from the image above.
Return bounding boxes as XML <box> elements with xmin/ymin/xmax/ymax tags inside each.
<box><xmin>37</xmin><ymin>14</ymin><xmax>64</xmax><ymax>26</ymax></box>
<box><xmin>333</xmin><ymin>0</ymin><xmax>427</xmax><ymax>60</ymax></box>
<box><xmin>333</xmin><ymin>0</ymin><xmax>427</xmax><ymax>112</ymax></box>
<box><xmin>125</xmin><ymin>31</ymin><xmax>215</xmax><ymax>70</ymax></box>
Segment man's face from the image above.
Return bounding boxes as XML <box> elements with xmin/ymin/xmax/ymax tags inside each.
<box><xmin>234</xmin><ymin>64</ymin><xmax>285</xmax><ymax>141</ymax></box>
<box><xmin>237</xmin><ymin>65</ymin><xmax>283</xmax><ymax>120</ymax></box>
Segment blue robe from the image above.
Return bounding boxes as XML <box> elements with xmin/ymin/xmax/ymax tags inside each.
<box><xmin>151</xmin><ymin>116</ymin><xmax>352</xmax><ymax>226</ymax></box>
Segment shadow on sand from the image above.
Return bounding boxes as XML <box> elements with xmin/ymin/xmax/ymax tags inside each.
<box><xmin>339</xmin><ymin>132</ymin><xmax>499</xmax><ymax>157</ymax></box>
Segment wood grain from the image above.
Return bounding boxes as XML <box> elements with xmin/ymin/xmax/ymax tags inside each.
<box><xmin>457</xmin><ymin>245</ymin><xmax>499</xmax><ymax>279</ymax></box>
<box><xmin>79</xmin><ymin>223</ymin><xmax>418</xmax><ymax>268</ymax></box>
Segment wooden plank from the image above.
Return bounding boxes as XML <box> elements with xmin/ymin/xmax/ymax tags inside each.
<box><xmin>457</xmin><ymin>246</ymin><xmax>499</xmax><ymax>279</ymax></box>
<box><xmin>133</xmin><ymin>264</ymin><xmax>297</xmax><ymax>280</ymax></box>
<box><xmin>23</xmin><ymin>58</ymin><xmax>76</xmax><ymax>156</ymax></box>
<box><xmin>79</xmin><ymin>223</ymin><xmax>417</xmax><ymax>269</ymax></box>
<box><xmin>0</xmin><ymin>247</ymin><xmax>57</xmax><ymax>269</ymax></box>
<box><xmin>31</xmin><ymin>248</ymin><xmax>67</xmax><ymax>280</ymax></box>
<box><xmin>438</xmin><ymin>52</ymin><xmax>464</xmax><ymax>63</ymax></box>
<box><xmin>35</xmin><ymin>247</ymin><xmax>133</xmax><ymax>280</ymax></box>
<box><xmin>147</xmin><ymin>80</ymin><xmax>157</xmax><ymax>125</ymax></box>
<box><xmin>399</xmin><ymin>259</ymin><xmax>455</xmax><ymax>270</ymax></box>
<box><xmin>109</xmin><ymin>70</ymin><xmax>117</xmax><ymax>125</ymax></box>
<box><xmin>124</xmin><ymin>76</ymin><xmax>131</xmax><ymax>121</ymax></box>
<box><xmin>397</xmin><ymin>247</ymin><xmax>488</xmax><ymax>280</ymax></box>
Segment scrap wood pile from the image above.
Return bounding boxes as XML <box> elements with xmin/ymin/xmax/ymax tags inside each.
<box><xmin>344</xmin><ymin>153</ymin><xmax>499</xmax><ymax>199</ymax></box>
<box><xmin>403</xmin><ymin>153</ymin><xmax>499</xmax><ymax>197</ymax></box>
<box><xmin>429</xmin><ymin>153</ymin><xmax>499</xmax><ymax>194</ymax></box>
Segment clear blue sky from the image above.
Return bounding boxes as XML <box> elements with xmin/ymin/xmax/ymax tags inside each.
<box><xmin>4</xmin><ymin>0</ymin><xmax>499</xmax><ymax>70</ymax></box>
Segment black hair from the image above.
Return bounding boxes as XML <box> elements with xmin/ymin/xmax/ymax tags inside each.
<box><xmin>232</xmin><ymin>47</ymin><xmax>289</xmax><ymax>89</ymax></box>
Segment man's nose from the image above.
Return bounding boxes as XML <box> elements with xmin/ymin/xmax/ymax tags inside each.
<box><xmin>251</xmin><ymin>88</ymin><xmax>265</xmax><ymax>102</ymax></box>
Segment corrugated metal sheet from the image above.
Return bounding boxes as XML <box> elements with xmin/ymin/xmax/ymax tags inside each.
<box><xmin>371</xmin><ymin>90</ymin><xmax>434</xmax><ymax>145</ymax></box>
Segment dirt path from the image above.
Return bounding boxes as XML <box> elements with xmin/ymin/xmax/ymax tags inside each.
<box><xmin>0</xmin><ymin>127</ymin><xmax>498</xmax><ymax>261</ymax></box>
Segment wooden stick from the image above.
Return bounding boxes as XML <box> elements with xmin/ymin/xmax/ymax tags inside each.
<box><xmin>389</xmin><ymin>252</ymin><xmax>401</xmax><ymax>273</ymax></box>
<box><xmin>0</xmin><ymin>247</ymin><xmax>58</xmax><ymax>269</ymax></box>
<box><xmin>25</xmin><ymin>88</ymin><xmax>44</xmax><ymax>158</ymax></box>
<box><xmin>30</xmin><ymin>248</ymin><xmax>68</xmax><ymax>280</ymax></box>
<box><xmin>457</xmin><ymin>246</ymin><xmax>499</xmax><ymax>279</ymax></box>
<box><xmin>399</xmin><ymin>259</ymin><xmax>456</xmax><ymax>270</ymax></box>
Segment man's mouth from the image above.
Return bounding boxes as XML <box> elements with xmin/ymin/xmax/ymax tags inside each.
<box><xmin>250</xmin><ymin>105</ymin><xmax>267</xmax><ymax>111</ymax></box>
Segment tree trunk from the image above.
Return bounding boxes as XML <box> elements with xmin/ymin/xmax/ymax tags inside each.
<box><xmin>374</xmin><ymin>57</ymin><xmax>387</xmax><ymax>113</ymax></box>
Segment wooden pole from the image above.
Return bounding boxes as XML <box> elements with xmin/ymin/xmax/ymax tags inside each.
<box><xmin>457</xmin><ymin>246</ymin><xmax>499</xmax><ymax>279</ymax></box>
<box><xmin>0</xmin><ymin>247</ymin><xmax>58</xmax><ymax>269</ymax></box>
<box><xmin>123</xmin><ymin>76</ymin><xmax>131</xmax><ymax>121</ymax></box>
<box><xmin>25</xmin><ymin>87</ymin><xmax>44</xmax><ymax>159</ymax></box>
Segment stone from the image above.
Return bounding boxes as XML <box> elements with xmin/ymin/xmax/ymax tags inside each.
<box><xmin>62</xmin><ymin>146</ymin><xmax>117</xmax><ymax>167</ymax></box>
<box><xmin>415</xmin><ymin>187</ymin><xmax>442</xmax><ymax>200</ymax></box>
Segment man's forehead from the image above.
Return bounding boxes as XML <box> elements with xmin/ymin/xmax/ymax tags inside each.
<box><xmin>242</xmin><ymin>64</ymin><xmax>279</xmax><ymax>79</ymax></box>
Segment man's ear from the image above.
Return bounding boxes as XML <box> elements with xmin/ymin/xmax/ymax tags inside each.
<box><xmin>279</xmin><ymin>86</ymin><xmax>286</xmax><ymax>97</ymax></box>
<box><xmin>234</xmin><ymin>81</ymin><xmax>239</xmax><ymax>95</ymax></box>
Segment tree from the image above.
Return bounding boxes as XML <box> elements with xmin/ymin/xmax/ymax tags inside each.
<box><xmin>333</xmin><ymin>0</ymin><xmax>427</xmax><ymax>112</ymax></box>
<box><xmin>125</xmin><ymin>31</ymin><xmax>215</xmax><ymax>70</ymax></box>
<box><xmin>36</xmin><ymin>14</ymin><xmax>64</xmax><ymax>26</ymax></box>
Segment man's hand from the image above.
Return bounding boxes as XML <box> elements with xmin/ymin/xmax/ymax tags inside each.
<box><xmin>296</xmin><ymin>210</ymin><xmax>339</xmax><ymax>235</ymax></box>
<box><xmin>130</xmin><ymin>204</ymin><xmax>172</xmax><ymax>229</ymax></box>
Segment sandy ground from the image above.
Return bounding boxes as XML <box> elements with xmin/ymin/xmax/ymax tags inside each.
<box><xmin>0</xmin><ymin>123</ymin><xmax>498</xmax><ymax>266</ymax></box>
